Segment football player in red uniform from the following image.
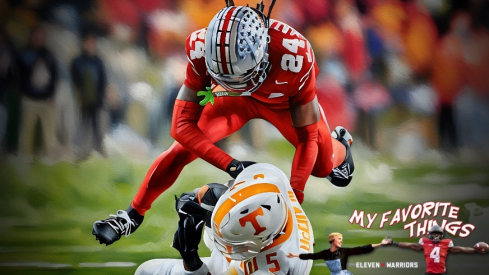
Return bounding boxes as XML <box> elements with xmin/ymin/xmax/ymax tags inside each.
<box><xmin>93</xmin><ymin>1</ymin><xmax>354</xmax><ymax>245</ymax></box>
<box><xmin>388</xmin><ymin>225</ymin><xmax>488</xmax><ymax>275</ymax></box>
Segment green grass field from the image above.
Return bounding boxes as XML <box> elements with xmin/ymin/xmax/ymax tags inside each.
<box><xmin>1</xmin><ymin>139</ymin><xmax>488</xmax><ymax>274</ymax></box>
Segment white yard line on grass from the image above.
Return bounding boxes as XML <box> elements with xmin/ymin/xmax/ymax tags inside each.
<box><xmin>79</xmin><ymin>262</ymin><xmax>137</xmax><ymax>267</ymax></box>
<box><xmin>0</xmin><ymin>262</ymin><xmax>73</xmax><ymax>268</ymax></box>
<box><xmin>0</xmin><ymin>261</ymin><xmax>137</xmax><ymax>268</ymax></box>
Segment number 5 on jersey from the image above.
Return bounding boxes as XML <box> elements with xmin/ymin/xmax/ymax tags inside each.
<box><xmin>243</xmin><ymin>252</ymin><xmax>281</xmax><ymax>275</ymax></box>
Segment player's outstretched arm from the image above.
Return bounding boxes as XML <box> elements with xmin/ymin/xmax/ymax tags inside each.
<box><xmin>387</xmin><ymin>237</ymin><xmax>423</xmax><ymax>251</ymax></box>
<box><xmin>450</xmin><ymin>242</ymin><xmax>489</xmax><ymax>254</ymax></box>
<box><xmin>372</xmin><ymin>238</ymin><xmax>393</xmax><ymax>248</ymax></box>
<box><xmin>395</xmin><ymin>242</ymin><xmax>423</xmax><ymax>251</ymax></box>
<box><xmin>449</xmin><ymin>246</ymin><xmax>477</xmax><ymax>254</ymax></box>
<box><xmin>286</xmin><ymin>250</ymin><xmax>330</xmax><ymax>260</ymax></box>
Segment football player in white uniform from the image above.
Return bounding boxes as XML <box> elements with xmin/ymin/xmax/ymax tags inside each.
<box><xmin>135</xmin><ymin>163</ymin><xmax>315</xmax><ymax>275</ymax></box>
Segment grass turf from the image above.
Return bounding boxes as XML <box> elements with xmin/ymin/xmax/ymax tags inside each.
<box><xmin>1</xmin><ymin>139</ymin><xmax>488</xmax><ymax>274</ymax></box>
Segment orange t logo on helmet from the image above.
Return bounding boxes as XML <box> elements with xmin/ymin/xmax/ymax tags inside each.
<box><xmin>239</xmin><ymin>207</ymin><xmax>266</xmax><ymax>235</ymax></box>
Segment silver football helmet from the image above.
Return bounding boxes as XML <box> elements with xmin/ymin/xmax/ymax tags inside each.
<box><xmin>428</xmin><ymin>224</ymin><xmax>444</xmax><ymax>243</ymax></box>
<box><xmin>205</xmin><ymin>6</ymin><xmax>270</xmax><ymax>95</ymax></box>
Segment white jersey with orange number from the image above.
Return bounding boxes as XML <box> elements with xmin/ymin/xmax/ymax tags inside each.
<box><xmin>135</xmin><ymin>163</ymin><xmax>315</xmax><ymax>275</ymax></box>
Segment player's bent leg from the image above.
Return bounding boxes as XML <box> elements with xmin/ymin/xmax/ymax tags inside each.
<box><xmin>94</xmin><ymin>98</ymin><xmax>250</xmax><ymax>246</ymax></box>
<box><xmin>93</xmin><ymin>142</ymin><xmax>197</xmax><ymax>245</ymax></box>
<box><xmin>327</xmin><ymin>126</ymin><xmax>354</xmax><ymax>187</ymax></box>
<box><xmin>132</xmin><ymin>142</ymin><xmax>198</xmax><ymax>215</ymax></box>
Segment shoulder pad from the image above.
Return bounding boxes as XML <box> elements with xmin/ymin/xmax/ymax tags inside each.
<box><xmin>186</xmin><ymin>28</ymin><xmax>206</xmax><ymax>61</ymax></box>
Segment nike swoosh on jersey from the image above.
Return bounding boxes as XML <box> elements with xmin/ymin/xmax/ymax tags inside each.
<box><xmin>269</xmin><ymin>93</ymin><xmax>284</xmax><ymax>98</ymax></box>
<box><xmin>275</xmin><ymin>80</ymin><xmax>288</xmax><ymax>84</ymax></box>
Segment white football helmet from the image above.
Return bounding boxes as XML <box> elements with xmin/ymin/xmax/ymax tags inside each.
<box><xmin>212</xmin><ymin>181</ymin><xmax>288</xmax><ymax>260</ymax></box>
<box><xmin>205</xmin><ymin>6</ymin><xmax>270</xmax><ymax>95</ymax></box>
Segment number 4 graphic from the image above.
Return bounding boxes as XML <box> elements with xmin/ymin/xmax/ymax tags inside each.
<box><xmin>430</xmin><ymin>247</ymin><xmax>440</xmax><ymax>263</ymax></box>
<box><xmin>282</xmin><ymin>38</ymin><xmax>305</xmax><ymax>53</ymax></box>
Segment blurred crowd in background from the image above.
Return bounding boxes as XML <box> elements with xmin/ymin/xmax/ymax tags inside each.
<box><xmin>0</xmin><ymin>0</ymin><xmax>488</xmax><ymax>163</ymax></box>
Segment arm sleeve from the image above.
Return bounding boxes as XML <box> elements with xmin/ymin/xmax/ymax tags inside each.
<box><xmin>290</xmin><ymin>122</ymin><xmax>319</xmax><ymax>193</ymax></box>
<box><xmin>170</xmin><ymin>99</ymin><xmax>233</xmax><ymax>170</ymax></box>
<box><xmin>299</xmin><ymin>249</ymin><xmax>330</xmax><ymax>260</ymax></box>
<box><xmin>344</xmin><ymin>245</ymin><xmax>375</xmax><ymax>256</ymax></box>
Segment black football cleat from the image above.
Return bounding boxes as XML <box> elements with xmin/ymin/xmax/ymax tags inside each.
<box><xmin>328</xmin><ymin>126</ymin><xmax>354</xmax><ymax>187</ymax></box>
<box><xmin>92</xmin><ymin>210</ymin><xmax>142</xmax><ymax>245</ymax></box>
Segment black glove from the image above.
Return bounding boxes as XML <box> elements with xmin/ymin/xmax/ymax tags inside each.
<box><xmin>172</xmin><ymin>213</ymin><xmax>203</xmax><ymax>252</ymax></box>
<box><xmin>175</xmin><ymin>192</ymin><xmax>209</xmax><ymax>221</ymax></box>
<box><xmin>172</xmin><ymin>215</ymin><xmax>203</xmax><ymax>270</ymax></box>
<box><xmin>172</xmin><ymin>193</ymin><xmax>209</xmax><ymax>253</ymax></box>
<box><xmin>226</xmin><ymin>159</ymin><xmax>256</xmax><ymax>179</ymax></box>
<box><xmin>172</xmin><ymin>193</ymin><xmax>210</xmax><ymax>271</ymax></box>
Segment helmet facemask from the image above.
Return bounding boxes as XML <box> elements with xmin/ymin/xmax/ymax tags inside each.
<box><xmin>428</xmin><ymin>225</ymin><xmax>444</xmax><ymax>243</ymax></box>
<box><xmin>205</xmin><ymin>6</ymin><xmax>270</xmax><ymax>95</ymax></box>
<box><xmin>212</xmin><ymin>190</ymin><xmax>288</xmax><ymax>261</ymax></box>
<box><xmin>213</xmin><ymin>230</ymin><xmax>271</xmax><ymax>260</ymax></box>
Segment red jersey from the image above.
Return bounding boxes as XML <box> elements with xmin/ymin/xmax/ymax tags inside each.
<box><xmin>184</xmin><ymin>19</ymin><xmax>320</xmax><ymax>109</ymax></box>
<box><xmin>419</xmin><ymin>237</ymin><xmax>453</xmax><ymax>274</ymax></box>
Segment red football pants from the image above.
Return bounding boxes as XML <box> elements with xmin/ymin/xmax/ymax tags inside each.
<box><xmin>132</xmin><ymin>96</ymin><xmax>334</xmax><ymax>214</ymax></box>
